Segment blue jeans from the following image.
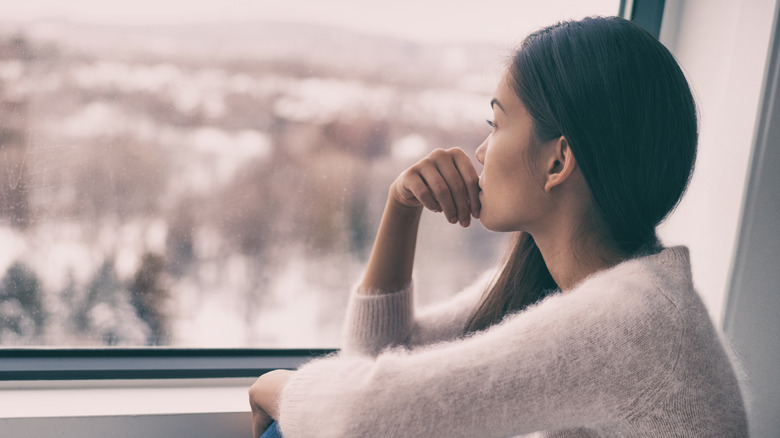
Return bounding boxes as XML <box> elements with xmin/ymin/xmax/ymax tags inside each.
<box><xmin>260</xmin><ymin>421</ymin><xmax>283</xmax><ymax>438</ymax></box>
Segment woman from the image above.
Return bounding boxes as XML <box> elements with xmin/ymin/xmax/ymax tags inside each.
<box><xmin>249</xmin><ymin>16</ymin><xmax>748</xmax><ymax>437</ymax></box>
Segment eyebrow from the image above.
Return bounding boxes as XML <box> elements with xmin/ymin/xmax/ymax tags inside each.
<box><xmin>490</xmin><ymin>98</ymin><xmax>505</xmax><ymax>113</ymax></box>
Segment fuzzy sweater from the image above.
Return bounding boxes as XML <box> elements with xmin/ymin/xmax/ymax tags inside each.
<box><xmin>278</xmin><ymin>246</ymin><xmax>748</xmax><ymax>437</ymax></box>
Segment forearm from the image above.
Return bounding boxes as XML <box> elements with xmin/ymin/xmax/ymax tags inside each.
<box><xmin>359</xmin><ymin>194</ymin><xmax>422</xmax><ymax>295</ymax></box>
<box><xmin>358</xmin><ymin>146</ymin><xmax>480</xmax><ymax>295</ymax></box>
<box><xmin>281</xmin><ymin>285</ymin><xmax>673</xmax><ymax>438</ymax></box>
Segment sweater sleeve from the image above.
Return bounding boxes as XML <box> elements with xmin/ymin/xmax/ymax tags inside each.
<box><xmin>340</xmin><ymin>270</ymin><xmax>496</xmax><ymax>357</ymax></box>
<box><xmin>279</xmin><ymin>276</ymin><xmax>682</xmax><ymax>438</ymax></box>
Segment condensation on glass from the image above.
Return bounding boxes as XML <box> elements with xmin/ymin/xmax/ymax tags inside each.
<box><xmin>0</xmin><ymin>1</ymin><xmax>618</xmax><ymax>347</ymax></box>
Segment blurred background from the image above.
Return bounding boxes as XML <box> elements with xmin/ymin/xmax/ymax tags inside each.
<box><xmin>0</xmin><ymin>1</ymin><xmax>619</xmax><ymax>347</ymax></box>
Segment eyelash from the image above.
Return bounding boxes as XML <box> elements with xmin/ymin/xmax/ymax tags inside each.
<box><xmin>485</xmin><ymin>119</ymin><xmax>496</xmax><ymax>129</ymax></box>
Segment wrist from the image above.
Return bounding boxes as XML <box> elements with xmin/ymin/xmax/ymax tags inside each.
<box><xmin>386</xmin><ymin>191</ymin><xmax>424</xmax><ymax>218</ymax></box>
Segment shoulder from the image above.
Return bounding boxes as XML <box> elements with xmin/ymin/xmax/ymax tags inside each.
<box><xmin>501</xmin><ymin>247</ymin><xmax>693</xmax><ymax>374</ymax></box>
<box><xmin>572</xmin><ymin>246</ymin><xmax>693</xmax><ymax>317</ymax></box>
<box><xmin>492</xmin><ymin>248</ymin><xmax>692</xmax><ymax>362</ymax></box>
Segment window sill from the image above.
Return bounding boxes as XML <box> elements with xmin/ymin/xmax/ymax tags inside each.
<box><xmin>0</xmin><ymin>348</ymin><xmax>333</xmax><ymax>436</ymax></box>
<box><xmin>0</xmin><ymin>377</ymin><xmax>254</xmax><ymax>418</ymax></box>
<box><xmin>0</xmin><ymin>378</ymin><xmax>257</xmax><ymax>438</ymax></box>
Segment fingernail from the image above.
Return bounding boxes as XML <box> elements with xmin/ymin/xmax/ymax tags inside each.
<box><xmin>449</xmin><ymin>216</ymin><xmax>457</xmax><ymax>224</ymax></box>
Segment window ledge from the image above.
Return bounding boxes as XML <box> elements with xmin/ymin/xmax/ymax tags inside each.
<box><xmin>0</xmin><ymin>378</ymin><xmax>254</xmax><ymax>418</ymax></box>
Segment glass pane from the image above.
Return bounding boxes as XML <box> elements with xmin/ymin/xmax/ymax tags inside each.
<box><xmin>0</xmin><ymin>0</ymin><xmax>619</xmax><ymax>347</ymax></box>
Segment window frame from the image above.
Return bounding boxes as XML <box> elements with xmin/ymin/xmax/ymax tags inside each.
<box><xmin>0</xmin><ymin>1</ymin><xmax>664</xmax><ymax>382</ymax></box>
<box><xmin>0</xmin><ymin>348</ymin><xmax>335</xmax><ymax>381</ymax></box>
<box><xmin>620</xmin><ymin>0</ymin><xmax>666</xmax><ymax>38</ymax></box>
<box><xmin>722</xmin><ymin>0</ymin><xmax>780</xmax><ymax>435</ymax></box>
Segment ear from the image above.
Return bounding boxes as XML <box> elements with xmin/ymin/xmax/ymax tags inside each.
<box><xmin>543</xmin><ymin>136</ymin><xmax>577</xmax><ymax>193</ymax></box>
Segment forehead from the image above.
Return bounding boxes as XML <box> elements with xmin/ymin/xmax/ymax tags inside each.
<box><xmin>492</xmin><ymin>69</ymin><xmax>524</xmax><ymax>115</ymax></box>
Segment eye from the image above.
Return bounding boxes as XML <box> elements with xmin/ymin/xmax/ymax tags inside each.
<box><xmin>485</xmin><ymin>119</ymin><xmax>496</xmax><ymax>129</ymax></box>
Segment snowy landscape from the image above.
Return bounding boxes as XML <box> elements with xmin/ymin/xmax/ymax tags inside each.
<box><xmin>0</xmin><ymin>20</ymin><xmax>506</xmax><ymax>347</ymax></box>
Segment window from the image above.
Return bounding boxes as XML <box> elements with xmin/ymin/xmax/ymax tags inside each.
<box><xmin>0</xmin><ymin>1</ymin><xmax>620</xmax><ymax>350</ymax></box>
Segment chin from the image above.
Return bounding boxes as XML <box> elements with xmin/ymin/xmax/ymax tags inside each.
<box><xmin>477</xmin><ymin>214</ymin><xmax>504</xmax><ymax>233</ymax></box>
<box><xmin>478</xmin><ymin>210</ymin><xmax>523</xmax><ymax>233</ymax></box>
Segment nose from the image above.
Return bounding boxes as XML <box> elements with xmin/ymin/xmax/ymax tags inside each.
<box><xmin>475</xmin><ymin>136</ymin><xmax>487</xmax><ymax>165</ymax></box>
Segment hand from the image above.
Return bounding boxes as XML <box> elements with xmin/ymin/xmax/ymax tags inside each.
<box><xmin>249</xmin><ymin>369</ymin><xmax>295</xmax><ymax>437</ymax></box>
<box><xmin>250</xmin><ymin>402</ymin><xmax>274</xmax><ymax>438</ymax></box>
<box><xmin>390</xmin><ymin>147</ymin><xmax>480</xmax><ymax>227</ymax></box>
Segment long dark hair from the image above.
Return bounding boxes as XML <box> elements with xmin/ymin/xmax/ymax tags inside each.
<box><xmin>464</xmin><ymin>16</ymin><xmax>698</xmax><ymax>334</ymax></box>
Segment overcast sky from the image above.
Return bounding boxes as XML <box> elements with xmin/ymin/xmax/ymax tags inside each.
<box><xmin>1</xmin><ymin>0</ymin><xmax>619</xmax><ymax>45</ymax></box>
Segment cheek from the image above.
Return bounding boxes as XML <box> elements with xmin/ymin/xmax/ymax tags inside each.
<box><xmin>479</xmin><ymin>169</ymin><xmax>519</xmax><ymax>230</ymax></box>
<box><xmin>480</xmin><ymin>162</ymin><xmax>545</xmax><ymax>231</ymax></box>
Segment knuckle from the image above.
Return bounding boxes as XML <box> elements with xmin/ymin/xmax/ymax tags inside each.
<box><xmin>429</xmin><ymin>148</ymin><xmax>446</xmax><ymax>159</ymax></box>
<box><xmin>447</xmin><ymin>147</ymin><xmax>465</xmax><ymax>157</ymax></box>
<box><xmin>416</xmin><ymin>158</ymin><xmax>434</xmax><ymax>170</ymax></box>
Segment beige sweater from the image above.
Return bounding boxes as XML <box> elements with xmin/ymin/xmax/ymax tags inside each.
<box><xmin>278</xmin><ymin>246</ymin><xmax>748</xmax><ymax>437</ymax></box>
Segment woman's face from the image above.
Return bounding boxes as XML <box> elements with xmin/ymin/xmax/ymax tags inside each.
<box><xmin>475</xmin><ymin>71</ymin><xmax>551</xmax><ymax>232</ymax></box>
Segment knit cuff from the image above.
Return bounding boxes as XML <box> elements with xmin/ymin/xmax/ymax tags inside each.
<box><xmin>277</xmin><ymin>357</ymin><xmax>330</xmax><ymax>438</ymax></box>
<box><xmin>278</xmin><ymin>353</ymin><xmax>371</xmax><ymax>438</ymax></box>
<box><xmin>340</xmin><ymin>282</ymin><xmax>414</xmax><ymax>356</ymax></box>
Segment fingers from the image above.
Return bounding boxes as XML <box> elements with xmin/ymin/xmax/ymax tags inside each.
<box><xmin>405</xmin><ymin>173</ymin><xmax>441</xmax><ymax>212</ymax></box>
<box><xmin>430</xmin><ymin>150</ymin><xmax>472</xmax><ymax>226</ymax></box>
<box><xmin>421</xmin><ymin>161</ymin><xmax>460</xmax><ymax>224</ymax></box>
<box><xmin>451</xmin><ymin>148</ymin><xmax>481</xmax><ymax>220</ymax></box>
<box><xmin>399</xmin><ymin>148</ymin><xmax>480</xmax><ymax>227</ymax></box>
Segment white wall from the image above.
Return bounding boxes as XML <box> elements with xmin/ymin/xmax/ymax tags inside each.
<box><xmin>721</xmin><ymin>0</ymin><xmax>780</xmax><ymax>431</ymax></box>
<box><xmin>657</xmin><ymin>0</ymin><xmax>778</xmax><ymax>323</ymax></box>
